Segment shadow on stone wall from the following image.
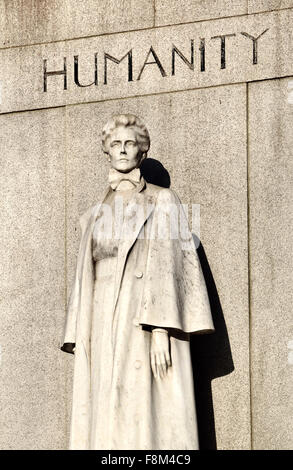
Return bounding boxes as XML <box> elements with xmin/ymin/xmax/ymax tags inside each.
<box><xmin>141</xmin><ymin>158</ymin><xmax>234</xmax><ymax>450</ymax></box>
<box><xmin>191</xmin><ymin>237</ymin><xmax>234</xmax><ymax>450</ymax></box>
<box><xmin>140</xmin><ymin>158</ymin><xmax>171</xmax><ymax>188</ymax></box>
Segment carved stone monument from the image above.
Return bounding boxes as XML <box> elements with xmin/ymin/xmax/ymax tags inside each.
<box><xmin>61</xmin><ymin>113</ymin><xmax>214</xmax><ymax>449</ymax></box>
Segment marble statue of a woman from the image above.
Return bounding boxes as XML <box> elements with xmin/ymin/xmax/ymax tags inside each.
<box><xmin>61</xmin><ymin>114</ymin><xmax>215</xmax><ymax>450</ymax></box>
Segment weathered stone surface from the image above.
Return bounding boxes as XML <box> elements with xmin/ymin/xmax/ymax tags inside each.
<box><xmin>66</xmin><ymin>83</ymin><xmax>250</xmax><ymax>449</ymax></box>
<box><xmin>66</xmin><ymin>0</ymin><xmax>154</xmax><ymax>40</ymax></box>
<box><xmin>155</xmin><ymin>0</ymin><xmax>247</xmax><ymax>26</ymax></box>
<box><xmin>0</xmin><ymin>108</ymin><xmax>71</xmax><ymax>449</ymax></box>
<box><xmin>0</xmin><ymin>0</ymin><xmax>68</xmax><ymax>48</ymax></box>
<box><xmin>0</xmin><ymin>0</ymin><xmax>291</xmax><ymax>451</ymax></box>
<box><xmin>0</xmin><ymin>9</ymin><xmax>292</xmax><ymax>114</ymax></box>
<box><xmin>248</xmin><ymin>77</ymin><xmax>293</xmax><ymax>450</ymax></box>
<box><xmin>0</xmin><ymin>0</ymin><xmax>154</xmax><ymax>49</ymax></box>
<box><xmin>248</xmin><ymin>0</ymin><xmax>293</xmax><ymax>13</ymax></box>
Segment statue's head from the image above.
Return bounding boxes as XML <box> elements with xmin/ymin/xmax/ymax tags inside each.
<box><xmin>102</xmin><ymin>114</ymin><xmax>150</xmax><ymax>173</ymax></box>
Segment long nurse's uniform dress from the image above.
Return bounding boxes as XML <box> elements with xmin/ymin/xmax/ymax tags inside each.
<box><xmin>62</xmin><ymin>167</ymin><xmax>215</xmax><ymax>450</ymax></box>
<box><xmin>90</xmin><ymin>180</ymin><xmax>145</xmax><ymax>449</ymax></box>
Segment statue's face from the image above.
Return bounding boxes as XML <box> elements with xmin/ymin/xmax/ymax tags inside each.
<box><xmin>107</xmin><ymin>126</ymin><xmax>144</xmax><ymax>173</ymax></box>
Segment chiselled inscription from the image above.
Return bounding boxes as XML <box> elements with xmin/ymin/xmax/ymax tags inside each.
<box><xmin>1</xmin><ymin>9</ymin><xmax>292</xmax><ymax>114</ymax></box>
<box><xmin>43</xmin><ymin>30</ymin><xmax>269</xmax><ymax>92</ymax></box>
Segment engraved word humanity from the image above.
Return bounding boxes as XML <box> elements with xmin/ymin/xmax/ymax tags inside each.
<box><xmin>2</xmin><ymin>9</ymin><xmax>292</xmax><ymax>114</ymax></box>
<box><xmin>43</xmin><ymin>29</ymin><xmax>269</xmax><ymax>92</ymax></box>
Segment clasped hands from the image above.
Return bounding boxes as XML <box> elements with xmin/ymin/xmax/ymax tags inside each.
<box><xmin>150</xmin><ymin>328</ymin><xmax>171</xmax><ymax>379</ymax></box>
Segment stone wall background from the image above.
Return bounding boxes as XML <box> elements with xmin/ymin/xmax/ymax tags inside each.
<box><xmin>0</xmin><ymin>0</ymin><xmax>292</xmax><ymax>450</ymax></box>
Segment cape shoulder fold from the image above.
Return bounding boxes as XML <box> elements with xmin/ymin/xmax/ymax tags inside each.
<box><xmin>138</xmin><ymin>187</ymin><xmax>215</xmax><ymax>337</ymax></box>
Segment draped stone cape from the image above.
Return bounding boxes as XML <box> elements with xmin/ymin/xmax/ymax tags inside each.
<box><xmin>61</xmin><ymin>178</ymin><xmax>215</xmax><ymax>449</ymax></box>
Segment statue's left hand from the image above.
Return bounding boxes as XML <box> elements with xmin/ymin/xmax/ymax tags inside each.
<box><xmin>150</xmin><ymin>329</ymin><xmax>171</xmax><ymax>379</ymax></box>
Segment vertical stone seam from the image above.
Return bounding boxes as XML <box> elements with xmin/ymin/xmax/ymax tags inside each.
<box><xmin>246</xmin><ymin>81</ymin><xmax>253</xmax><ymax>450</ymax></box>
<box><xmin>64</xmin><ymin>110</ymin><xmax>68</xmax><ymax>327</ymax></box>
<box><xmin>64</xmin><ymin>0</ymin><xmax>70</xmax><ymax>443</ymax></box>
<box><xmin>153</xmin><ymin>0</ymin><xmax>156</xmax><ymax>27</ymax></box>
<box><xmin>64</xmin><ymin>90</ymin><xmax>69</xmax><ymax>444</ymax></box>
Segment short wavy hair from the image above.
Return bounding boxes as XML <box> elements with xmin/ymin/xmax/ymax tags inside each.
<box><xmin>102</xmin><ymin>114</ymin><xmax>150</xmax><ymax>154</ymax></box>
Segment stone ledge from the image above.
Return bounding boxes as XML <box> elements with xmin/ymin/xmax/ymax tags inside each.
<box><xmin>155</xmin><ymin>0</ymin><xmax>247</xmax><ymax>27</ymax></box>
<box><xmin>248</xmin><ymin>0</ymin><xmax>293</xmax><ymax>14</ymax></box>
<box><xmin>0</xmin><ymin>0</ymin><xmax>154</xmax><ymax>50</ymax></box>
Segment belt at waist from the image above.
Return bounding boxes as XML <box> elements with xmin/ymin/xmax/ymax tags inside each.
<box><xmin>95</xmin><ymin>256</ymin><xmax>118</xmax><ymax>282</ymax></box>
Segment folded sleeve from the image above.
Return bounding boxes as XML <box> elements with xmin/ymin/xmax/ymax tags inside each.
<box><xmin>60</xmin><ymin>206</ymin><xmax>93</xmax><ymax>353</ymax></box>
